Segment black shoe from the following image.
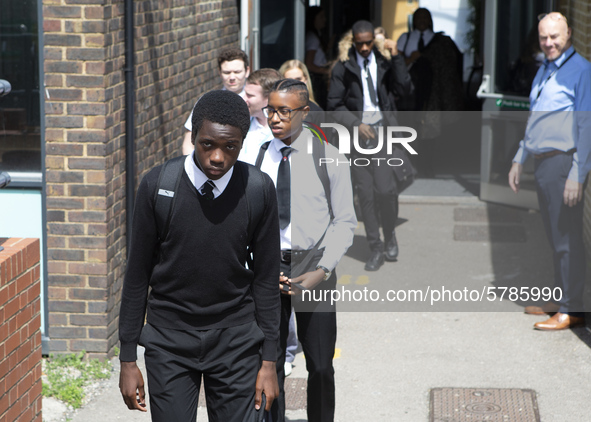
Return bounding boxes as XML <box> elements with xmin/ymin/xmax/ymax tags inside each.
<box><xmin>384</xmin><ymin>233</ymin><xmax>399</xmax><ymax>261</ymax></box>
<box><xmin>365</xmin><ymin>250</ymin><xmax>385</xmax><ymax>271</ymax></box>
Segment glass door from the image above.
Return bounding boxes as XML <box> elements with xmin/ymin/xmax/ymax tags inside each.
<box><xmin>240</xmin><ymin>0</ymin><xmax>304</xmax><ymax>72</ymax></box>
<box><xmin>0</xmin><ymin>0</ymin><xmax>47</xmax><ymax>348</ymax></box>
<box><xmin>0</xmin><ymin>0</ymin><xmax>42</xmax><ymax>182</ymax></box>
<box><xmin>477</xmin><ymin>0</ymin><xmax>554</xmax><ymax>209</ymax></box>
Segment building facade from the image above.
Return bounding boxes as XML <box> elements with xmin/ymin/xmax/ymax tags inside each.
<box><xmin>0</xmin><ymin>0</ymin><xmax>589</xmax><ymax>359</ymax></box>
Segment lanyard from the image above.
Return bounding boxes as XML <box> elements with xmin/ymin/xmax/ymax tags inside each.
<box><xmin>535</xmin><ymin>50</ymin><xmax>576</xmax><ymax>101</ymax></box>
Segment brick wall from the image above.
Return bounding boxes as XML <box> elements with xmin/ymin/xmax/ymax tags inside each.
<box><xmin>0</xmin><ymin>238</ymin><xmax>42</xmax><ymax>422</ymax></box>
<box><xmin>43</xmin><ymin>0</ymin><xmax>240</xmax><ymax>357</ymax></box>
<box><xmin>559</xmin><ymin>0</ymin><xmax>591</xmax><ymax>262</ymax></box>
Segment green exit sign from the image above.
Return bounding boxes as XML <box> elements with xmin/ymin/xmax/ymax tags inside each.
<box><xmin>496</xmin><ymin>98</ymin><xmax>530</xmax><ymax>110</ymax></box>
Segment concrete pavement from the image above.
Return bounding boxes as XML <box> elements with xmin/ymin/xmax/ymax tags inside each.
<box><xmin>63</xmin><ymin>196</ymin><xmax>591</xmax><ymax>422</ymax></box>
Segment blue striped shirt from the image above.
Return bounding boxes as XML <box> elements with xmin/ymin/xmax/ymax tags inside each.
<box><xmin>513</xmin><ymin>46</ymin><xmax>591</xmax><ymax>183</ymax></box>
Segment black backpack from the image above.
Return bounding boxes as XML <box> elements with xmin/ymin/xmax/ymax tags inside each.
<box><xmin>153</xmin><ymin>157</ymin><xmax>267</xmax><ymax>262</ymax></box>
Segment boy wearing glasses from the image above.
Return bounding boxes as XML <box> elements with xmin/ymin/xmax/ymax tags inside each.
<box><xmin>244</xmin><ymin>79</ymin><xmax>357</xmax><ymax>422</ymax></box>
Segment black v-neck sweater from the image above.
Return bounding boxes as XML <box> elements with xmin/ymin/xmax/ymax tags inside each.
<box><xmin>119</xmin><ymin>161</ymin><xmax>280</xmax><ymax>361</ymax></box>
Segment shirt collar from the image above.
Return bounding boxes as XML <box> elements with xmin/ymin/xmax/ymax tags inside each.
<box><xmin>545</xmin><ymin>45</ymin><xmax>575</xmax><ymax>68</ymax></box>
<box><xmin>184</xmin><ymin>153</ymin><xmax>234</xmax><ymax>197</ymax></box>
<box><xmin>251</xmin><ymin>116</ymin><xmax>266</xmax><ymax>131</ymax></box>
<box><xmin>222</xmin><ymin>85</ymin><xmax>247</xmax><ymax>100</ymax></box>
<box><xmin>355</xmin><ymin>50</ymin><xmax>375</xmax><ymax>69</ymax></box>
<box><xmin>270</xmin><ymin>128</ymin><xmax>311</xmax><ymax>154</ymax></box>
<box><xmin>413</xmin><ymin>28</ymin><xmax>433</xmax><ymax>36</ymax></box>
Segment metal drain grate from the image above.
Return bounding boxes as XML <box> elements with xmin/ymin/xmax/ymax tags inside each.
<box><xmin>285</xmin><ymin>377</ymin><xmax>307</xmax><ymax>410</ymax></box>
<box><xmin>430</xmin><ymin>388</ymin><xmax>540</xmax><ymax>422</ymax></box>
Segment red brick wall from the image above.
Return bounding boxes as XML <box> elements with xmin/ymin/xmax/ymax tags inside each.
<box><xmin>42</xmin><ymin>0</ymin><xmax>240</xmax><ymax>357</ymax></box>
<box><xmin>0</xmin><ymin>238</ymin><xmax>42</xmax><ymax>422</ymax></box>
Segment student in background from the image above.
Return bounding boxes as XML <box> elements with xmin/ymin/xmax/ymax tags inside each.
<box><xmin>182</xmin><ymin>47</ymin><xmax>251</xmax><ymax>155</ymax></box>
<box><xmin>244</xmin><ymin>79</ymin><xmax>356</xmax><ymax>422</ymax></box>
<box><xmin>240</xmin><ymin>68</ymin><xmax>283</xmax><ymax>160</ymax></box>
<box><xmin>305</xmin><ymin>6</ymin><xmax>332</xmax><ymax>109</ymax></box>
<box><xmin>279</xmin><ymin>59</ymin><xmax>324</xmax><ymax>126</ymax></box>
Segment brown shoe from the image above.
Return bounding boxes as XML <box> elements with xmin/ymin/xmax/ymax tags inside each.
<box><xmin>524</xmin><ymin>302</ymin><xmax>560</xmax><ymax>315</ymax></box>
<box><xmin>534</xmin><ymin>312</ymin><xmax>584</xmax><ymax>331</ymax></box>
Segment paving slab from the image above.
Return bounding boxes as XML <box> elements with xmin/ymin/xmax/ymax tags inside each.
<box><xmin>62</xmin><ymin>201</ymin><xmax>591</xmax><ymax>422</ymax></box>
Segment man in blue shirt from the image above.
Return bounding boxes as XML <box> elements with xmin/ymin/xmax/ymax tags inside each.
<box><xmin>508</xmin><ymin>12</ymin><xmax>591</xmax><ymax>330</ymax></box>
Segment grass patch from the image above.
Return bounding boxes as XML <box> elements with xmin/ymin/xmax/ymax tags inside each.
<box><xmin>42</xmin><ymin>351</ymin><xmax>112</xmax><ymax>409</ymax></box>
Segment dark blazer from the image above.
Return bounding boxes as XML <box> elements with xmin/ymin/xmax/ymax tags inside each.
<box><xmin>327</xmin><ymin>45</ymin><xmax>413</xmax><ymax>127</ymax></box>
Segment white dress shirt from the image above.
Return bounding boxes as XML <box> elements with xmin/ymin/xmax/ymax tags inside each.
<box><xmin>242</xmin><ymin>129</ymin><xmax>357</xmax><ymax>271</ymax></box>
<box><xmin>306</xmin><ymin>31</ymin><xmax>328</xmax><ymax>67</ymax></box>
<box><xmin>355</xmin><ymin>50</ymin><xmax>383</xmax><ymax>124</ymax></box>
<box><xmin>184</xmin><ymin>153</ymin><xmax>233</xmax><ymax>199</ymax></box>
<box><xmin>238</xmin><ymin>117</ymin><xmax>273</xmax><ymax>162</ymax></box>
<box><xmin>396</xmin><ymin>29</ymin><xmax>434</xmax><ymax>57</ymax></box>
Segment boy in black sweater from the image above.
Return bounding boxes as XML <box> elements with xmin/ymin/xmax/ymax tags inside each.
<box><xmin>118</xmin><ymin>90</ymin><xmax>280</xmax><ymax>421</ymax></box>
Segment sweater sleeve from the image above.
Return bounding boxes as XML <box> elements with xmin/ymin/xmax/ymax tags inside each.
<box><xmin>118</xmin><ymin>169</ymin><xmax>160</xmax><ymax>362</ymax></box>
<box><xmin>250</xmin><ymin>173</ymin><xmax>281</xmax><ymax>361</ymax></box>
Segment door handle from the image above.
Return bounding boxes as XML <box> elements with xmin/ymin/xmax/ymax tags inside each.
<box><xmin>476</xmin><ymin>74</ymin><xmax>528</xmax><ymax>102</ymax></box>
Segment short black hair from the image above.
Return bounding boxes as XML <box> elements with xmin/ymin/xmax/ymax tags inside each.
<box><xmin>352</xmin><ymin>20</ymin><xmax>374</xmax><ymax>37</ymax></box>
<box><xmin>270</xmin><ymin>78</ymin><xmax>309</xmax><ymax>106</ymax></box>
<box><xmin>191</xmin><ymin>90</ymin><xmax>251</xmax><ymax>142</ymax></box>
<box><xmin>412</xmin><ymin>8</ymin><xmax>434</xmax><ymax>31</ymax></box>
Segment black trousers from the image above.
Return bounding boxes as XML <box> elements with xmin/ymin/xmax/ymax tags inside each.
<box><xmin>351</xmin><ymin>156</ymin><xmax>399</xmax><ymax>252</ymax></box>
<box><xmin>271</xmin><ymin>260</ymin><xmax>337</xmax><ymax>422</ymax></box>
<box><xmin>140</xmin><ymin>321</ymin><xmax>265</xmax><ymax>422</ymax></box>
<box><xmin>534</xmin><ymin>152</ymin><xmax>586</xmax><ymax>315</ymax></box>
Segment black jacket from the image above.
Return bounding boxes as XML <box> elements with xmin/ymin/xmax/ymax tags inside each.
<box><xmin>327</xmin><ymin>40</ymin><xmax>413</xmax><ymax>127</ymax></box>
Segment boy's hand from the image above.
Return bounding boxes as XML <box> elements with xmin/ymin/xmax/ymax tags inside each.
<box><xmin>255</xmin><ymin>360</ymin><xmax>278</xmax><ymax>411</ymax></box>
<box><xmin>119</xmin><ymin>361</ymin><xmax>147</xmax><ymax>412</ymax></box>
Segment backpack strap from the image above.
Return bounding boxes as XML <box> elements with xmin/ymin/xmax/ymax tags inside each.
<box><xmin>290</xmin><ymin>139</ymin><xmax>334</xmax><ymax>276</ymax></box>
<box><xmin>257</xmin><ymin>138</ymin><xmax>333</xmax><ymax>219</ymax></box>
<box><xmin>236</xmin><ymin>161</ymin><xmax>267</xmax><ymax>268</ymax></box>
<box><xmin>255</xmin><ymin>141</ymin><xmax>272</xmax><ymax>169</ymax></box>
<box><xmin>239</xmin><ymin>162</ymin><xmax>266</xmax><ymax>244</ymax></box>
<box><xmin>312</xmin><ymin>139</ymin><xmax>334</xmax><ymax>220</ymax></box>
<box><xmin>154</xmin><ymin>155</ymin><xmax>185</xmax><ymax>242</ymax></box>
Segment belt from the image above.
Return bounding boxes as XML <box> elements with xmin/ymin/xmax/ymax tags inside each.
<box><xmin>280</xmin><ymin>249</ymin><xmax>312</xmax><ymax>264</ymax></box>
<box><xmin>534</xmin><ymin>148</ymin><xmax>576</xmax><ymax>161</ymax></box>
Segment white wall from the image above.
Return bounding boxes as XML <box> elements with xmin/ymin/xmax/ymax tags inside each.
<box><xmin>420</xmin><ymin>0</ymin><xmax>475</xmax><ymax>78</ymax></box>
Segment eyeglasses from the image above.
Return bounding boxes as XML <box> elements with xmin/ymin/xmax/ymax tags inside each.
<box><xmin>538</xmin><ymin>12</ymin><xmax>568</xmax><ymax>23</ymax></box>
<box><xmin>262</xmin><ymin>105</ymin><xmax>306</xmax><ymax>121</ymax></box>
<box><xmin>354</xmin><ymin>40</ymin><xmax>374</xmax><ymax>48</ymax></box>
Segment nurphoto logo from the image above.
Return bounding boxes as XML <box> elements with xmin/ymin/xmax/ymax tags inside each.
<box><xmin>303</xmin><ymin>122</ymin><xmax>418</xmax><ymax>167</ymax></box>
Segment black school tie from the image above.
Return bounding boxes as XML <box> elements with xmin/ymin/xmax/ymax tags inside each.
<box><xmin>364</xmin><ymin>59</ymin><xmax>378</xmax><ymax>105</ymax></box>
<box><xmin>200</xmin><ymin>180</ymin><xmax>215</xmax><ymax>200</ymax></box>
<box><xmin>277</xmin><ymin>147</ymin><xmax>292</xmax><ymax>229</ymax></box>
<box><xmin>418</xmin><ymin>32</ymin><xmax>425</xmax><ymax>52</ymax></box>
